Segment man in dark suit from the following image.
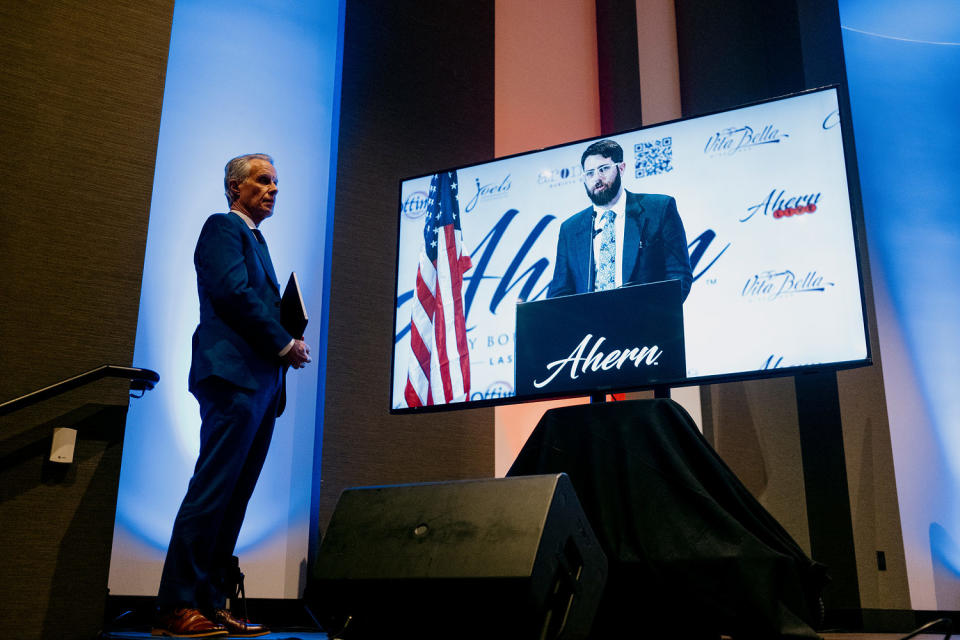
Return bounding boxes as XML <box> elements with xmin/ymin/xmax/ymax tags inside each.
<box><xmin>153</xmin><ymin>154</ymin><xmax>311</xmax><ymax>638</ymax></box>
<box><xmin>547</xmin><ymin>139</ymin><xmax>692</xmax><ymax>301</ymax></box>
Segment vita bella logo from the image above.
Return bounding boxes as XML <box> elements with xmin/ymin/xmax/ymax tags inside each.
<box><xmin>705</xmin><ymin>124</ymin><xmax>789</xmax><ymax>156</ymax></box>
<box><xmin>742</xmin><ymin>270</ymin><xmax>835</xmax><ymax>301</ymax></box>
<box><xmin>534</xmin><ymin>334</ymin><xmax>663</xmax><ymax>388</ymax></box>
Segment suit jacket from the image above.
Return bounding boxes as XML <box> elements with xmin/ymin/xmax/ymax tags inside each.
<box><xmin>547</xmin><ymin>191</ymin><xmax>692</xmax><ymax>301</ymax></box>
<box><xmin>188</xmin><ymin>212</ymin><xmax>291</xmax><ymax>409</ymax></box>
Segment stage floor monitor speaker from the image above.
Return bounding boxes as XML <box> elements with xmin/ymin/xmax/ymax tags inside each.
<box><xmin>308</xmin><ymin>473</ymin><xmax>607</xmax><ymax>640</ymax></box>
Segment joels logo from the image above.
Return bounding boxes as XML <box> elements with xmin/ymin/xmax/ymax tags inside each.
<box><xmin>401</xmin><ymin>191</ymin><xmax>429</xmax><ymax>219</ymax></box>
<box><xmin>741</xmin><ymin>189</ymin><xmax>821</xmax><ymax>223</ymax></box>
<box><xmin>704</xmin><ymin>124</ymin><xmax>789</xmax><ymax>157</ymax></box>
<box><xmin>464</xmin><ymin>174</ymin><xmax>512</xmax><ymax>213</ymax></box>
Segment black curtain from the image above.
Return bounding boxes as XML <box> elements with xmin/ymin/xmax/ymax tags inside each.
<box><xmin>509</xmin><ymin>399</ymin><xmax>826</xmax><ymax>639</ymax></box>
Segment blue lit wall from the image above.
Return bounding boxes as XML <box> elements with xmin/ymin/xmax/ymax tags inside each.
<box><xmin>839</xmin><ymin>0</ymin><xmax>960</xmax><ymax>608</ymax></box>
<box><xmin>109</xmin><ymin>0</ymin><xmax>342</xmax><ymax>596</ymax></box>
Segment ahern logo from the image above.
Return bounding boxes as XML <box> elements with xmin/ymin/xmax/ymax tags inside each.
<box><xmin>741</xmin><ymin>188</ymin><xmax>821</xmax><ymax>223</ymax></box>
<box><xmin>533</xmin><ymin>334</ymin><xmax>662</xmax><ymax>388</ymax></box>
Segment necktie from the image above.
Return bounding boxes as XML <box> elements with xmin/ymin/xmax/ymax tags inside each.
<box><xmin>594</xmin><ymin>210</ymin><xmax>616</xmax><ymax>291</ymax></box>
<box><xmin>250</xmin><ymin>228</ymin><xmax>279</xmax><ymax>288</ymax></box>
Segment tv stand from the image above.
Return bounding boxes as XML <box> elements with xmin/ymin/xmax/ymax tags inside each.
<box><xmin>653</xmin><ymin>384</ymin><xmax>671</xmax><ymax>399</ymax></box>
<box><xmin>589</xmin><ymin>384</ymin><xmax>671</xmax><ymax>404</ymax></box>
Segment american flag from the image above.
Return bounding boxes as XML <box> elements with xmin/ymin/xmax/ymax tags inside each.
<box><xmin>404</xmin><ymin>171</ymin><xmax>473</xmax><ymax>407</ymax></box>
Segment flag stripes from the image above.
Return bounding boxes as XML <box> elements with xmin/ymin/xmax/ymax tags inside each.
<box><xmin>404</xmin><ymin>171</ymin><xmax>472</xmax><ymax>407</ymax></box>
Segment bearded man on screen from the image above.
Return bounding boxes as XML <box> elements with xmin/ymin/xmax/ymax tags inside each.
<box><xmin>547</xmin><ymin>139</ymin><xmax>692</xmax><ymax>301</ymax></box>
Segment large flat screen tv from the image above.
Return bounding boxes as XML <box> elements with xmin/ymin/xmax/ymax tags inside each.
<box><xmin>391</xmin><ymin>86</ymin><xmax>870</xmax><ymax>412</ymax></box>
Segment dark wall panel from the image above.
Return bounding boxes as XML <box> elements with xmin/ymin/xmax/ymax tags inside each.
<box><xmin>675</xmin><ymin>0</ymin><xmax>805</xmax><ymax>116</ymax></box>
<box><xmin>0</xmin><ymin>1</ymin><xmax>171</xmax><ymax>396</ymax></box>
<box><xmin>317</xmin><ymin>0</ymin><xmax>496</xmax><ymax>539</ymax></box>
<box><xmin>596</xmin><ymin>0</ymin><xmax>643</xmax><ymax>133</ymax></box>
<box><xmin>0</xmin><ymin>1</ymin><xmax>174</xmax><ymax>637</ymax></box>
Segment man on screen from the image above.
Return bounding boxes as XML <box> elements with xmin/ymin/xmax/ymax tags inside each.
<box><xmin>547</xmin><ymin>139</ymin><xmax>692</xmax><ymax>301</ymax></box>
<box><xmin>153</xmin><ymin>154</ymin><xmax>311</xmax><ymax>638</ymax></box>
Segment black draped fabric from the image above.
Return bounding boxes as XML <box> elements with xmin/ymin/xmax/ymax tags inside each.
<box><xmin>507</xmin><ymin>399</ymin><xmax>827</xmax><ymax>640</ymax></box>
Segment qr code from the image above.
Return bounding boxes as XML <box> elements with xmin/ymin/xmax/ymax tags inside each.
<box><xmin>634</xmin><ymin>137</ymin><xmax>673</xmax><ymax>179</ymax></box>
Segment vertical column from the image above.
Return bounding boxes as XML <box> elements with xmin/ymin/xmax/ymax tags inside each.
<box><xmin>595</xmin><ymin>0</ymin><xmax>643</xmax><ymax>134</ymax></box>
<box><xmin>796</xmin><ymin>371</ymin><xmax>862</xmax><ymax>612</ymax></box>
<box><xmin>493</xmin><ymin>0</ymin><xmax>602</xmax><ymax>477</ymax></box>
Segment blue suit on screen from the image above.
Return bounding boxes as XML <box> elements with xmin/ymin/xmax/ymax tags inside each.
<box><xmin>547</xmin><ymin>191</ymin><xmax>692</xmax><ymax>301</ymax></box>
<box><xmin>157</xmin><ymin>210</ymin><xmax>292</xmax><ymax>610</ymax></box>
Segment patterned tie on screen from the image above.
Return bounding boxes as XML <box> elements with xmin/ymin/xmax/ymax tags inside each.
<box><xmin>594</xmin><ymin>210</ymin><xmax>616</xmax><ymax>291</ymax></box>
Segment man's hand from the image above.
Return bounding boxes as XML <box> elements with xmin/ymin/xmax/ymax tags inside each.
<box><xmin>283</xmin><ymin>339</ymin><xmax>311</xmax><ymax>369</ymax></box>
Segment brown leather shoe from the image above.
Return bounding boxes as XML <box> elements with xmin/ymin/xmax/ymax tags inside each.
<box><xmin>152</xmin><ymin>608</ymin><xmax>227</xmax><ymax>637</ymax></box>
<box><xmin>212</xmin><ymin>608</ymin><xmax>270</xmax><ymax>637</ymax></box>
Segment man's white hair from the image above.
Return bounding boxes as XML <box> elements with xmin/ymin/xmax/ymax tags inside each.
<box><xmin>223</xmin><ymin>153</ymin><xmax>274</xmax><ymax>207</ymax></box>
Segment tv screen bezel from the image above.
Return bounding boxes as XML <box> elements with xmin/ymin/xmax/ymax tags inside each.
<box><xmin>389</xmin><ymin>84</ymin><xmax>872</xmax><ymax>414</ymax></box>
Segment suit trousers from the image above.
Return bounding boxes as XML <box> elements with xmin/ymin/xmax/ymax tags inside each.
<box><xmin>157</xmin><ymin>370</ymin><xmax>282</xmax><ymax>610</ymax></box>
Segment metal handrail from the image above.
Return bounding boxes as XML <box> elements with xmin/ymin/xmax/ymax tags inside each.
<box><xmin>0</xmin><ymin>365</ymin><xmax>159</xmax><ymax>416</ymax></box>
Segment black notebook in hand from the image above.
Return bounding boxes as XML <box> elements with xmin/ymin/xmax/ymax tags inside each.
<box><xmin>281</xmin><ymin>272</ymin><xmax>308</xmax><ymax>338</ymax></box>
